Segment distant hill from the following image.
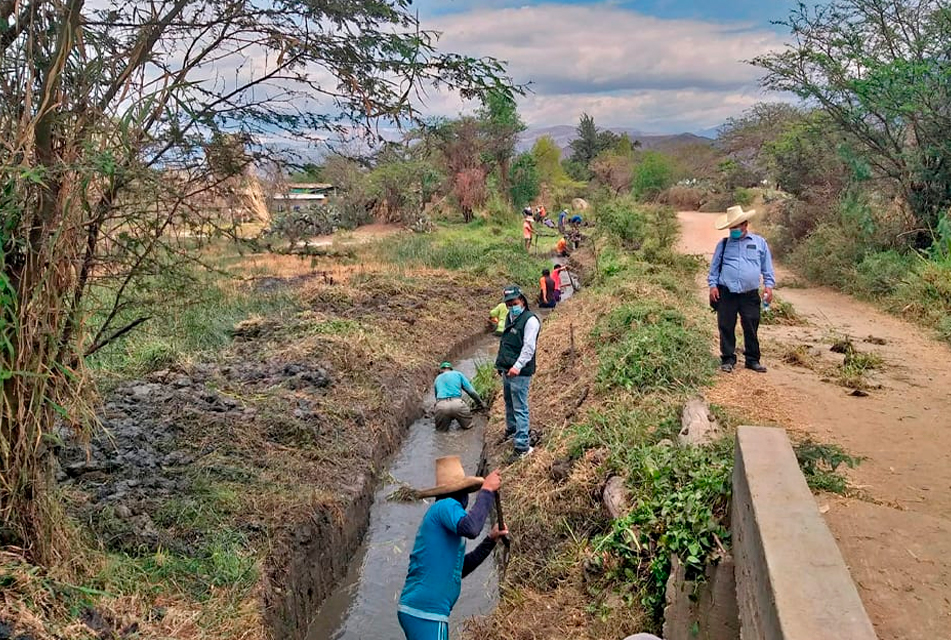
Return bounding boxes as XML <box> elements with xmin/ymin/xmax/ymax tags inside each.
<box><xmin>517</xmin><ymin>126</ymin><xmax>715</xmax><ymax>156</ymax></box>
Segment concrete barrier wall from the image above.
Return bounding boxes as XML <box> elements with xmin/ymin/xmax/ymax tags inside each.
<box><xmin>731</xmin><ymin>426</ymin><xmax>878</xmax><ymax>640</ymax></box>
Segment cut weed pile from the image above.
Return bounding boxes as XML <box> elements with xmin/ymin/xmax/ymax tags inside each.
<box><xmin>466</xmin><ymin>202</ymin><xmax>733</xmax><ymax>640</ymax></box>
<box><xmin>3</xmin><ymin>225</ymin><xmax>530</xmax><ymax>640</ymax></box>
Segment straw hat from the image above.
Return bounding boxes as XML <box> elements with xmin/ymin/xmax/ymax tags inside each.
<box><xmin>416</xmin><ymin>456</ymin><xmax>484</xmax><ymax>498</ymax></box>
<box><xmin>715</xmin><ymin>205</ymin><xmax>757</xmax><ymax>230</ymax></box>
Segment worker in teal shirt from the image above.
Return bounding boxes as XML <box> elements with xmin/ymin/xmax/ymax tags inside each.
<box><xmin>433</xmin><ymin>362</ymin><xmax>484</xmax><ymax>431</ymax></box>
<box><xmin>398</xmin><ymin>456</ymin><xmax>507</xmax><ymax>640</ymax></box>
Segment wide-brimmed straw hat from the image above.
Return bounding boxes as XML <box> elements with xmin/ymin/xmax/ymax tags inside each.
<box><xmin>715</xmin><ymin>205</ymin><xmax>757</xmax><ymax>230</ymax></box>
<box><xmin>416</xmin><ymin>456</ymin><xmax>484</xmax><ymax>498</ymax></box>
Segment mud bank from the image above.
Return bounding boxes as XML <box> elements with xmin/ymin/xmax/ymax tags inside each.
<box><xmin>264</xmin><ymin>330</ymin><xmax>499</xmax><ymax>640</ymax></box>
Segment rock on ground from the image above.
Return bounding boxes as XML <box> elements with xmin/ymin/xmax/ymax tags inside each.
<box><xmin>678</xmin><ymin>397</ymin><xmax>720</xmax><ymax>446</ymax></box>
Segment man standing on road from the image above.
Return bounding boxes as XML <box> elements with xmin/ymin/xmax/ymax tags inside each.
<box><xmin>433</xmin><ymin>362</ymin><xmax>484</xmax><ymax>431</ymax></box>
<box><xmin>708</xmin><ymin>205</ymin><xmax>775</xmax><ymax>373</ymax></box>
<box><xmin>495</xmin><ymin>285</ymin><xmax>540</xmax><ymax>458</ymax></box>
<box><xmin>398</xmin><ymin>457</ymin><xmax>507</xmax><ymax>640</ymax></box>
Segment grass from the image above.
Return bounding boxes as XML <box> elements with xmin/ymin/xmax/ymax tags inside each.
<box><xmin>470</xmin><ymin>199</ymin><xmax>735</xmax><ymax>638</ymax></box>
<box><xmin>370</xmin><ymin>218</ymin><xmax>552</xmax><ymax>292</ymax></box>
<box><xmin>87</xmin><ymin>266</ymin><xmax>298</xmax><ymax>380</ymax></box>
<box><xmin>472</xmin><ymin>360</ymin><xmax>501</xmax><ymax>407</ymax></box>
<box><xmin>94</xmin><ymin>529</ymin><xmax>258</xmax><ymax>603</ymax></box>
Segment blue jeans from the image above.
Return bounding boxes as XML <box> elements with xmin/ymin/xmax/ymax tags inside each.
<box><xmin>503</xmin><ymin>374</ymin><xmax>532</xmax><ymax>452</ymax></box>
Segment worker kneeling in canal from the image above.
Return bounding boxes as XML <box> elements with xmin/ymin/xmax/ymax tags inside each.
<box><xmin>433</xmin><ymin>361</ymin><xmax>485</xmax><ymax>431</ymax></box>
<box><xmin>398</xmin><ymin>457</ymin><xmax>507</xmax><ymax>640</ymax></box>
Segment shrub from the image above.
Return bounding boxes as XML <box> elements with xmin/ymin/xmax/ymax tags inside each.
<box><xmin>593</xmin><ymin>303</ymin><xmax>715</xmax><ymax>392</ymax></box>
<box><xmin>698</xmin><ymin>192</ymin><xmax>733</xmax><ymax>213</ymax></box>
<box><xmin>659</xmin><ymin>185</ymin><xmax>705</xmax><ymax>210</ymax></box>
<box><xmin>789</xmin><ymin>222</ymin><xmax>862</xmax><ymax>289</ymax></box>
<box><xmin>733</xmin><ymin>187</ymin><xmax>755</xmax><ymax>207</ymax></box>
<box><xmin>595</xmin><ymin>195</ymin><xmax>647</xmax><ymax>247</ymax></box>
<box><xmin>854</xmin><ymin>250</ymin><xmax>914</xmax><ymax>297</ymax></box>
<box><xmin>633</xmin><ymin>151</ymin><xmax>677</xmax><ymax>200</ymax></box>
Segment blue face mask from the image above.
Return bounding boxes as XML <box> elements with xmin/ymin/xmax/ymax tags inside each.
<box><xmin>509</xmin><ymin>304</ymin><xmax>524</xmax><ymax>318</ymax></box>
<box><xmin>729</xmin><ymin>228</ymin><xmax>743</xmax><ymax>239</ymax></box>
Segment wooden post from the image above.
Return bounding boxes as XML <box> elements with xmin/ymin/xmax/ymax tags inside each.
<box><xmin>569</xmin><ymin>322</ymin><xmax>576</xmax><ymax>366</ymax></box>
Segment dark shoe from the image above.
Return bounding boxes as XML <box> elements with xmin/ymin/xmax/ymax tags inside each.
<box><xmin>745</xmin><ymin>362</ymin><xmax>767</xmax><ymax>373</ymax></box>
<box><xmin>513</xmin><ymin>446</ymin><xmax>534</xmax><ymax>460</ymax></box>
<box><xmin>720</xmin><ymin>363</ymin><xmax>734</xmax><ymax>373</ymax></box>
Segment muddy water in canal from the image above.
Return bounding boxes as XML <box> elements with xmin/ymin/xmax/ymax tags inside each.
<box><xmin>309</xmin><ymin>335</ymin><xmax>501</xmax><ymax>640</ymax></box>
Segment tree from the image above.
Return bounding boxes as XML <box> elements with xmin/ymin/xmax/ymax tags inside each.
<box><xmin>436</xmin><ymin>118</ymin><xmax>488</xmax><ymax>222</ymax></box>
<box><xmin>531</xmin><ymin>136</ymin><xmax>585</xmax><ymax>206</ymax></box>
<box><xmin>509</xmin><ymin>152</ymin><xmax>540</xmax><ymax>207</ymax></box>
<box><xmin>531</xmin><ymin>136</ymin><xmax>568</xmax><ymax>185</ymax></box>
<box><xmin>718</xmin><ymin>103</ymin><xmax>804</xmax><ymax>183</ymax></box>
<box><xmin>633</xmin><ymin>152</ymin><xmax>677</xmax><ymax>200</ymax></box>
<box><xmin>478</xmin><ymin>89</ymin><xmax>525</xmax><ymax>204</ymax></box>
<box><xmin>0</xmin><ymin>0</ymin><xmax>513</xmax><ymax>563</ymax></box>
<box><xmin>754</xmin><ymin>0</ymin><xmax>951</xmax><ymax>232</ymax></box>
<box><xmin>762</xmin><ymin>111</ymin><xmax>849</xmax><ymax>198</ymax></box>
<box><xmin>590</xmin><ymin>153</ymin><xmax>635</xmax><ymax>195</ymax></box>
<box><xmin>569</xmin><ymin>113</ymin><xmax>601</xmax><ymax>167</ymax></box>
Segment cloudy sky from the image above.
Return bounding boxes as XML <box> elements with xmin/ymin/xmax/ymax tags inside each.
<box><xmin>412</xmin><ymin>0</ymin><xmax>806</xmax><ymax>135</ymax></box>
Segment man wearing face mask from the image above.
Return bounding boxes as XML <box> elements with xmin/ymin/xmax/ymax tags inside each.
<box><xmin>708</xmin><ymin>205</ymin><xmax>776</xmax><ymax>373</ymax></box>
<box><xmin>495</xmin><ymin>285</ymin><xmax>540</xmax><ymax>458</ymax></box>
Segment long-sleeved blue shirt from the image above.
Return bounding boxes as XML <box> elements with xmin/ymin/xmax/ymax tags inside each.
<box><xmin>398</xmin><ymin>490</ymin><xmax>495</xmax><ymax>620</ymax></box>
<box><xmin>434</xmin><ymin>370</ymin><xmax>479</xmax><ymax>401</ymax></box>
<box><xmin>707</xmin><ymin>232</ymin><xmax>776</xmax><ymax>293</ymax></box>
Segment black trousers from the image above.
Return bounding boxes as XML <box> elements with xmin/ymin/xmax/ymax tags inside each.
<box><xmin>717</xmin><ymin>286</ymin><xmax>761</xmax><ymax>365</ymax></box>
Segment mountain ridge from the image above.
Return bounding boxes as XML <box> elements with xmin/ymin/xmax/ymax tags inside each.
<box><xmin>517</xmin><ymin>125</ymin><xmax>716</xmax><ymax>155</ymax></box>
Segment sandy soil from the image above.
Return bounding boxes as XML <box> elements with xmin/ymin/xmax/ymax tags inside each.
<box><xmin>677</xmin><ymin>211</ymin><xmax>951</xmax><ymax>640</ymax></box>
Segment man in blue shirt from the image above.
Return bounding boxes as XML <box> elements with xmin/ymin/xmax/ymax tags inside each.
<box><xmin>708</xmin><ymin>206</ymin><xmax>776</xmax><ymax>373</ymax></box>
<box><xmin>398</xmin><ymin>457</ymin><xmax>507</xmax><ymax>640</ymax></box>
<box><xmin>433</xmin><ymin>362</ymin><xmax>484</xmax><ymax>431</ymax></box>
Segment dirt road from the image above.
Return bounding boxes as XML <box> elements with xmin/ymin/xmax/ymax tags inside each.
<box><xmin>678</xmin><ymin>211</ymin><xmax>951</xmax><ymax>640</ymax></box>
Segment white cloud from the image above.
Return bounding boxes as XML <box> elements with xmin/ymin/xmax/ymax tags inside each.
<box><xmin>422</xmin><ymin>3</ymin><xmax>789</xmax><ymax>131</ymax></box>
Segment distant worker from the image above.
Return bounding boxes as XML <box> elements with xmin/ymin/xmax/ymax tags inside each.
<box><xmin>538</xmin><ymin>204</ymin><xmax>547</xmax><ymax>220</ymax></box>
<box><xmin>569</xmin><ymin>213</ymin><xmax>583</xmax><ymax>227</ymax></box>
<box><xmin>398</xmin><ymin>458</ymin><xmax>507</xmax><ymax>640</ymax></box>
<box><xmin>522</xmin><ymin>210</ymin><xmax>534</xmax><ymax>252</ymax></box>
<box><xmin>551</xmin><ymin>263</ymin><xmax>564</xmax><ymax>301</ymax></box>
<box><xmin>708</xmin><ymin>205</ymin><xmax>775</xmax><ymax>374</ymax></box>
<box><xmin>557</xmin><ymin>209</ymin><xmax>569</xmax><ymax>234</ymax></box>
<box><xmin>488</xmin><ymin>301</ymin><xmax>507</xmax><ymax>336</ymax></box>
<box><xmin>433</xmin><ymin>362</ymin><xmax>484</xmax><ymax>431</ymax></box>
<box><xmin>555</xmin><ymin>236</ymin><xmax>569</xmax><ymax>257</ymax></box>
<box><xmin>538</xmin><ymin>268</ymin><xmax>557</xmax><ymax>309</ymax></box>
<box><xmin>495</xmin><ymin>285</ymin><xmax>540</xmax><ymax>458</ymax></box>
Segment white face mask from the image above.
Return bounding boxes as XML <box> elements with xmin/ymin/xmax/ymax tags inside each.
<box><xmin>509</xmin><ymin>304</ymin><xmax>525</xmax><ymax>318</ymax></box>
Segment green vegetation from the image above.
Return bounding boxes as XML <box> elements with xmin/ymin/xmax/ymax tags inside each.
<box><xmin>593</xmin><ymin>303</ymin><xmax>714</xmax><ymax>393</ymax></box>
<box><xmin>476</xmin><ymin>197</ymin><xmax>733</xmax><ymax>637</ymax></box>
<box><xmin>371</xmin><ymin>219</ymin><xmax>550</xmax><ymax>291</ymax></box>
<box><xmin>87</xmin><ymin>271</ymin><xmax>297</xmax><ymax>380</ymax></box>
<box><xmin>472</xmin><ymin>361</ymin><xmax>501</xmax><ymax>407</ymax></box>
<box><xmin>794</xmin><ymin>439</ymin><xmax>864</xmax><ymax>495</ymax></box>
<box><xmin>595</xmin><ymin>439</ymin><xmax>732</xmax><ymax>618</ymax></box>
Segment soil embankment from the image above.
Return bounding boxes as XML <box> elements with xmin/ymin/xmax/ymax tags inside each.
<box><xmin>678</xmin><ymin>210</ymin><xmax>951</xmax><ymax>640</ymax></box>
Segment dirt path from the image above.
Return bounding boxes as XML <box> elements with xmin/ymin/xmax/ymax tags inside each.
<box><xmin>677</xmin><ymin>211</ymin><xmax>951</xmax><ymax>640</ymax></box>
